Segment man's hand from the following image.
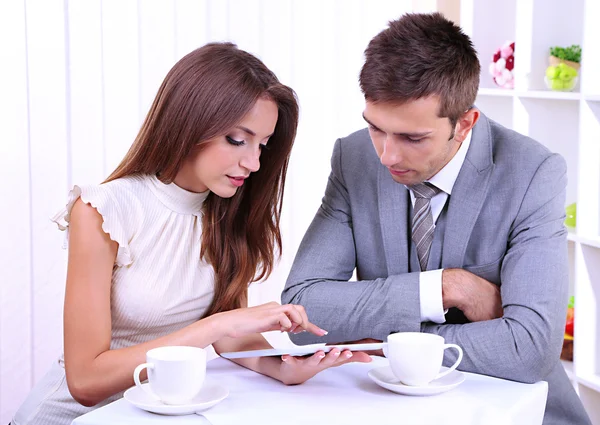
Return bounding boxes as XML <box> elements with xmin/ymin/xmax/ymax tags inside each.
<box><xmin>329</xmin><ymin>338</ymin><xmax>385</xmax><ymax>356</ymax></box>
<box><xmin>442</xmin><ymin>269</ymin><xmax>503</xmax><ymax>322</ymax></box>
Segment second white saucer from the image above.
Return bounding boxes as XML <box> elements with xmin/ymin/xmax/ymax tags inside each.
<box><xmin>124</xmin><ymin>380</ymin><xmax>229</xmax><ymax>415</ymax></box>
<box><xmin>368</xmin><ymin>365</ymin><xmax>465</xmax><ymax>396</ymax></box>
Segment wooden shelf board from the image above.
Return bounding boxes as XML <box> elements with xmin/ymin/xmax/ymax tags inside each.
<box><xmin>516</xmin><ymin>90</ymin><xmax>581</xmax><ymax>101</ymax></box>
<box><xmin>565</xmin><ymin>233</ymin><xmax>600</xmax><ymax>248</ymax></box>
<box><xmin>578</xmin><ymin>235</ymin><xmax>600</xmax><ymax>249</ymax></box>
<box><xmin>578</xmin><ymin>373</ymin><xmax>600</xmax><ymax>393</ymax></box>
<box><xmin>477</xmin><ymin>88</ymin><xmax>514</xmax><ymax>97</ymax></box>
<box><xmin>478</xmin><ymin>88</ymin><xmax>582</xmax><ymax>100</ymax></box>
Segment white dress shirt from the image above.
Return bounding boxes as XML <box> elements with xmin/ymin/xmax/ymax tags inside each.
<box><xmin>408</xmin><ymin>131</ymin><xmax>472</xmax><ymax>323</ymax></box>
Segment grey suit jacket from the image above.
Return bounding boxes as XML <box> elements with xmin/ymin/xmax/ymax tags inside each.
<box><xmin>282</xmin><ymin>113</ymin><xmax>591</xmax><ymax>425</ymax></box>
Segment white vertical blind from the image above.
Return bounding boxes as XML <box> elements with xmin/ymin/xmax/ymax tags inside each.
<box><xmin>24</xmin><ymin>0</ymin><xmax>70</xmax><ymax>385</ymax></box>
<box><xmin>0</xmin><ymin>0</ymin><xmax>33</xmax><ymax>419</ymax></box>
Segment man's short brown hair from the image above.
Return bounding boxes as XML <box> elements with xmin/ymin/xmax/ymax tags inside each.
<box><xmin>359</xmin><ymin>13</ymin><xmax>480</xmax><ymax>124</ymax></box>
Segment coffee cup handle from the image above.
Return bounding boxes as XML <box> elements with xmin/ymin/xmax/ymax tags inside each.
<box><xmin>435</xmin><ymin>344</ymin><xmax>463</xmax><ymax>380</ymax></box>
<box><xmin>133</xmin><ymin>362</ymin><xmax>161</xmax><ymax>401</ymax></box>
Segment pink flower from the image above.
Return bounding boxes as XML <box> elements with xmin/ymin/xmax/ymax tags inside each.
<box><xmin>490</xmin><ymin>41</ymin><xmax>515</xmax><ymax>89</ymax></box>
<box><xmin>500</xmin><ymin>42</ymin><xmax>514</xmax><ymax>59</ymax></box>
<box><xmin>506</xmin><ymin>56</ymin><xmax>514</xmax><ymax>71</ymax></box>
<box><xmin>493</xmin><ymin>49</ymin><xmax>501</xmax><ymax>62</ymax></box>
<box><xmin>495</xmin><ymin>58</ymin><xmax>507</xmax><ymax>72</ymax></box>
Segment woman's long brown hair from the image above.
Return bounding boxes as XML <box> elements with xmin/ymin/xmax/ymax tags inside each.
<box><xmin>105</xmin><ymin>43</ymin><xmax>299</xmax><ymax>316</ymax></box>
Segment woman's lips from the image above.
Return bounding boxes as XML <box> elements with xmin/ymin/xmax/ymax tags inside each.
<box><xmin>227</xmin><ymin>176</ymin><xmax>246</xmax><ymax>187</ymax></box>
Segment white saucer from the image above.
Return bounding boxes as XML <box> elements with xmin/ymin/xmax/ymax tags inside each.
<box><xmin>124</xmin><ymin>380</ymin><xmax>229</xmax><ymax>415</ymax></box>
<box><xmin>368</xmin><ymin>365</ymin><xmax>465</xmax><ymax>396</ymax></box>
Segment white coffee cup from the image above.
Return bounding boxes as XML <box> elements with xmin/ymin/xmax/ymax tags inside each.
<box><xmin>386</xmin><ymin>332</ymin><xmax>463</xmax><ymax>386</ymax></box>
<box><xmin>133</xmin><ymin>346</ymin><xmax>206</xmax><ymax>405</ymax></box>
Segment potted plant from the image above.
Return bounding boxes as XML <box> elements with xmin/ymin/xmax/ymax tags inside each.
<box><xmin>549</xmin><ymin>45</ymin><xmax>582</xmax><ymax>70</ymax></box>
<box><xmin>545</xmin><ymin>45</ymin><xmax>581</xmax><ymax>91</ymax></box>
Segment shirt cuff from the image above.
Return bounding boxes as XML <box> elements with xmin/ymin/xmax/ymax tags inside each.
<box><xmin>419</xmin><ymin>269</ymin><xmax>446</xmax><ymax>324</ymax></box>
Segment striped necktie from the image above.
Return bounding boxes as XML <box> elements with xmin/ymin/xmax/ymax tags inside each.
<box><xmin>409</xmin><ymin>182</ymin><xmax>442</xmax><ymax>271</ymax></box>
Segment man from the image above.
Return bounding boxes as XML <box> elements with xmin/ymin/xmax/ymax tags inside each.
<box><xmin>281</xmin><ymin>13</ymin><xmax>590</xmax><ymax>425</ymax></box>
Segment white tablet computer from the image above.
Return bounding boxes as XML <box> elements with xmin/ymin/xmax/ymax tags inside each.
<box><xmin>220</xmin><ymin>342</ymin><xmax>387</xmax><ymax>359</ymax></box>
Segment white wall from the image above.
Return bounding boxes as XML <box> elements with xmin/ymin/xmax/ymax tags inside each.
<box><xmin>0</xmin><ymin>0</ymin><xmax>435</xmax><ymax>421</ymax></box>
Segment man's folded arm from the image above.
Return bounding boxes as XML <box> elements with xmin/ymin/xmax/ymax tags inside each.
<box><xmin>423</xmin><ymin>154</ymin><xmax>569</xmax><ymax>384</ymax></box>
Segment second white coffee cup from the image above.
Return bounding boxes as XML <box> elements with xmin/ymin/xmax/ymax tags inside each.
<box><xmin>386</xmin><ymin>332</ymin><xmax>463</xmax><ymax>386</ymax></box>
<box><xmin>133</xmin><ymin>346</ymin><xmax>206</xmax><ymax>405</ymax></box>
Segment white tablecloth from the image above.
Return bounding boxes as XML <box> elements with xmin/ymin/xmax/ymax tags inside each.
<box><xmin>72</xmin><ymin>357</ymin><xmax>548</xmax><ymax>425</ymax></box>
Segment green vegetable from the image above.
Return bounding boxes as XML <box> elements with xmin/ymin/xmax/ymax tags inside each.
<box><xmin>551</xmin><ymin>79</ymin><xmax>564</xmax><ymax>90</ymax></box>
<box><xmin>546</xmin><ymin>66</ymin><xmax>560</xmax><ymax>79</ymax></box>
<box><xmin>545</xmin><ymin>63</ymin><xmax>578</xmax><ymax>91</ymax></box>
<box><xmin>549</xmin><ymin>45</ymin><xmax>582</xmax><ymax>63</ymax></box>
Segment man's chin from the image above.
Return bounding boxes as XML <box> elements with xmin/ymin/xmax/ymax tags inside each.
<box><xmin>389</xmin><ymin>172</ymin><xmax>420</xmax><ymax>186</ymax></box>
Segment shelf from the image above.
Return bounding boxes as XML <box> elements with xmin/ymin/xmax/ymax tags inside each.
<box><xmin>478</xmin><ymin>88</ymin><xmax>583</xmax><ymax>101</ymax></box>
<box><xmin>562</xmin><ymin>360</ymin><xmax>576</xmax><ymax>381</ymax></box>
<box><xmin>516</xmin><ymin>90</ymin><xmax>581</xmax><ymax>101</ymax></box>
<box><xmin>578</xmin><ymin>373</ymin><xmax>600</xmax><ymax>393</ymax></box>
<box><xmin>565</xmin><ymin>233</ymin><xmax>600</xmax><ymax>248</ymax></box>
<box><xmin>579</xmin><ymin>236</ymin><xmax>600</xmax><ymax>249</ymax></box>
<box><xmin>466</xmin><ymin>1</ymin><xmax>600</xmax><ymax>421</ymax></box>
<box><xmin>477</xmin><ymin>88</ymin><xmax>514</xmax><ymax>97</ymax></box>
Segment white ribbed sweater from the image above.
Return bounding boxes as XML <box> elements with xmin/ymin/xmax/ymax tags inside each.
<box><xmin>13</xmin><ymin>174</ymin><xmax>215</xmax><ymax>425</ymax></box>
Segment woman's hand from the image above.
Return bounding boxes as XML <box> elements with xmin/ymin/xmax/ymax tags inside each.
<box><xmin>279</xmin><ymin>348</ymin><xmax>372</xmax><ymax>385</ymax></box>
<box><xmin>216</xmin><ymin>302</ymin><xmax>327</xmax><ymax>339</ymax></box>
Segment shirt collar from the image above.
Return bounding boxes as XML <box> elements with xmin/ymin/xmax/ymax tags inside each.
<box><xmin>427</xmin><ymin>130</ymin><xmax>472</xmax><ymax>195</ymax></box>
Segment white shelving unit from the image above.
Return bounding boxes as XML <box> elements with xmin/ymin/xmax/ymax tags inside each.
<box><xmin>461</xmin><ymin>0</ymin><xmax>600</xmax><ymax>423</ymax></box>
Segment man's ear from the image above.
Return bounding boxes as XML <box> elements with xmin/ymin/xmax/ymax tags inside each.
<box><xmin>454</xmin><ymin>108</ymin><xmax>480</xmax><ymax>143</ymax></box>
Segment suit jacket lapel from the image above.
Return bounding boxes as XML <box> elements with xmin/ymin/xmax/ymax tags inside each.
<box><xmin>442</xmin><ymin>113</ymin><xmax>495</xmax><ymax>268</ymax></box>
<box><xmin>378</xmin><ymin>164</ymin><xmax>410</xmax><ymax>275</ymax></box>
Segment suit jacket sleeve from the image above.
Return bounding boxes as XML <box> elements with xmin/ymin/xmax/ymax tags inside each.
<box><xmin>282</xmin><ymin>139</ymin><xmax>422</xmax><ymax>345</ymax></box>
<box><xmin>423</xmin><ymin>153</ymin><xmax>569</xmax><ymax>384</ymax></box>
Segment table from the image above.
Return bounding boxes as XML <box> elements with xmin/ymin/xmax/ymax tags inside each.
<box><xmin>72</xmin><ymin>357</ymin><xmax>548</xmax><ymax>425</ymax></box>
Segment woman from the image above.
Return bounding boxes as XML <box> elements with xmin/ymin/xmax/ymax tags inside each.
<box><xmin>11</xmin><ymin>42</ymin><xmax>370</xmax><ymax>425</ymax></box>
